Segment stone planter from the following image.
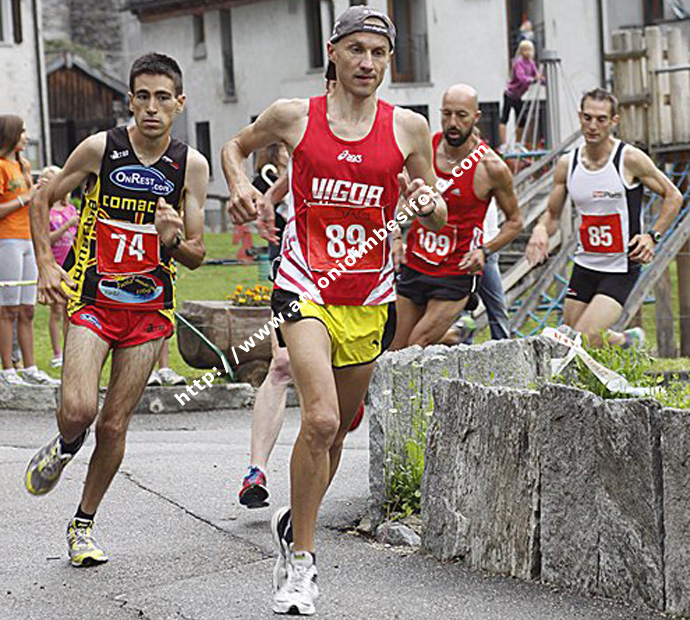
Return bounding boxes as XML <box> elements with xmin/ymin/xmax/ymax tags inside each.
<box><xmin>176</xmin><ymin>301</ymin><xmax>272</xmax><ymax>385</ymax></box>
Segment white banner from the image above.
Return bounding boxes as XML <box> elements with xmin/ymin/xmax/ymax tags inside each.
<box><xmin>543</xmin><ymin>327</ymin><xmax>662</xmax><ymax>397</ymax></box>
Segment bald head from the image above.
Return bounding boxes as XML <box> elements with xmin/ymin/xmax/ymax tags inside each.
<box><xmin>440</xmin><ymin>83</ymin><xmax>480</xmax><ymax>147</ymax></box>
<box><xmin>443</xmin><ymin>84</ymin><xmax>479</xmax><ymax>113</ymax></box>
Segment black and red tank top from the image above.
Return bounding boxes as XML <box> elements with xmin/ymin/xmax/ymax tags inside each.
<box><xmin>406</xmin><ymin>133</ymin><xmax>491</xmax><ymax>276</ymax></box>
<box><xmin>63</xmin><ymin>126</ymin><xmax>188</xmax><ymax>312</ymax></box>
<box><xmin>274</xmin><ymin>95</ymin><xmax>405</xmax><ymax>306</ymax></box>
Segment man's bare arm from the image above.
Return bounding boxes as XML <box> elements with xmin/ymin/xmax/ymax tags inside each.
<box><xmin>626</xmin><ymin>147</ymin><xmax>683</xmax><ymax>263</ymax></box>
<box><xmin>486</xmin><ymin>159</ymin><xmax>523</xmax><ymax>254</ymax></box>
<box><xmin>397</xmin><ymin>109</ymin><xmax>447</xmax><ymax>232</ymax></box>
<box><xmin>221</xmin><ymin>99</ymin><xmax>305</xmax><ymax>224</ymax></box>
<box><xmin>525</xmin><ymin>155</ymin><xmax>569</xmax><ymax>265</ymax></box>
<box><xmin>30</xmin><ymin>133</ymin><xmax>105</xmax><ymax>304</ymax></box>
<box><xmin>169</xmin><ymin>150</ymin><xmax>209</xmax><ymax>269</ymax></box>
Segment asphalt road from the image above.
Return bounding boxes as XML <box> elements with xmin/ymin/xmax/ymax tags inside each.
<box><xmin>0</xmin><ymin>407</ymin><xmax>666</xmax><ymax>620</ymax></box>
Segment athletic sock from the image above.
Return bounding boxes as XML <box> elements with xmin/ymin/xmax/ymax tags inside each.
<box><xmin>75</xmin><ymin>505</ymin><xmax>95</xmax><ymax>522</ymax></box>
<box><xmin>292</xmin><ymin>551</ymin><xmax>315</xmax><ymax>567</ymax></box>
<box><xmin>60</xmin><ymin>430</ymin><xmax>87</xmax><ymax>456</ymax></box>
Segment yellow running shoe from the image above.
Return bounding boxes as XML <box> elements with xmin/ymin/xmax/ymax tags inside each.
<box><xmin>25</xmin><ymin>434</ymin><xmax>74</xmax><ymax>496</ymax></box>
<box><xmin>66</xmin><ymin>518</ymin><xmax>109</xmax><ymax>567</ymax></box>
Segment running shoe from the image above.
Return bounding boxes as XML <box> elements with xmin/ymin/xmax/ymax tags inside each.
<box><xmin>0</xmin><ymin>370</ymin><xmax>29</xmax><ymax>386</ymax></box>
<box><xmin>51</xmin><ymin>355</ymin><xmax>63</xmax><ymax>368</ymax></box>
<box><xmin>66</xmin><ymin>518</ymin><xmax>109</xmax><ymax>567</ymax></box>
<box><xmin>271</xmin><ymin>506</ymin><xmax>293</xmax><ymax>592</ymax></box>
<box><xmin>21</xmin><ymin>366</ymin><xmax>60</xmax><ymax>386</ymax></box>
<box><xmin>623</xmin><ymin>327</ymin><xmax>645</xmax><ymax>350</ymax></box>
<box><xmin>239</xmin><ymin>465</ymin><xmax>269</xmax><ymax>508</ymax></box>
<box><xmin>348</xmin><ymin>401</ymin><xmax>365</xmax><ymax>433</ymax></box>
<box><xmin>158</xmin><ymin>367</ymin><xmax>187</xmax><ymax>386</ymax></box>
<box><xmin>147</xmin><ymin>370</ymin><xmax>162</xmax><ymax>386</ymax></box>
<box><xmin>273</xmin><ymin>551</ymin><xmax>318</xmax><ymax>616</ymax></box>
<box><xmin>25</xmin><ymin>434</ymin><xmax>76</xmax><ymax>495</ymax></box>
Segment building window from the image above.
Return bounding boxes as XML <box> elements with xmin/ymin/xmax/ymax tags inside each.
<box><xmin>306</xmin><ymin>0</ymin><xmax>324</xmax><ymax>69</ymax></box>
<box><xmin>193</xmin><ymin>13</ymin><xmax>206</xmax><ymax>59</ymax></box>
<box><xmin>196</xmin><ymin>122</ymin><xmax>212</xmax><ymax>177</ymax></box>
<box><xmin>388</xmin><ymin>0</ymin><xmax>430</xmax><ymax>84</ymax></box>
<box><xmin>400</xmin><ymin>104</ymin><xmax>429</xmax><ymax>121</ymax></box>
<box><xmin>350</xmin><ymin>0</ymin><xmax>367</xmax><ymax>4</ymax></box>
<box><xmin>644</xmin><ymin>0</ymin><xmax>665</xmax><ymax>23</ymax></box>
<box><xmin>11</xmin><ymin>0</ymin><xmax>20</xmax><ymax>44</ymax></box>
<box><xmin>220</xmin><ymin>8</ymin><xmax>235</xmax><ymax>98</ymax></box>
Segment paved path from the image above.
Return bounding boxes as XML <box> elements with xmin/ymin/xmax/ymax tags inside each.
<box><xmin>0</xmin><ymin>407</ymin><xmax>665</xmax><ymax>620</ymax></box>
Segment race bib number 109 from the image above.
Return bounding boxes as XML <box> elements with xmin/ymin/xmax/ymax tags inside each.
<box><xmin>96</xmin><ymin>219</ymin><xmax>160</xmax><ymax>275</ymax></box>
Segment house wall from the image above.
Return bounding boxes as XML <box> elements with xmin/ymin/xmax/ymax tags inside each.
<box><xmin>0</xmin><ymin>0</ymin><xmax>50</xmax><ymax>168</ymax></box>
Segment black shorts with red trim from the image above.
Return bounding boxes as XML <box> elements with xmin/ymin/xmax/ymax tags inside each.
<box><xmin>396</xmin><ymin>265</ymin><xmax>479</xmax><ymax>309</ymax></box>
<box><xmin>566</xmin><ymin>263</ymin><xmax>641</xmax><ymax>307</ymax></box>
<box><xmin>69</xmin><ymin>305</ymin><xmax>174</xmax><ymax>349</ymax></box>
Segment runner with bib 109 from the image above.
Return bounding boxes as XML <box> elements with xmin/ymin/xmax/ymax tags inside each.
<box><xmin>526</xmin><ymin>88</ymin><xmax>682</xmax><ymax>348</ymax></box>
<box><xmin>222</xmin><ymin>6</ymin><xmax>446</xmax><ymax>615</ymax></box>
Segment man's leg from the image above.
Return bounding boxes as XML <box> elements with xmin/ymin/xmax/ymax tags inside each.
<box><xmin>570</xmin><ymin>294</ymin><xmax>627</xmax><ymax>348</ymax></box>
<box><xmin>478</xmin><ymin>254</ymin><xmax>511</xmax><ymax>340</ymax></box>
<box><xmin>390</xmin><ymin>295</ymin><xmax>424</xmax><ymax>350</ymax></box>
<box><xmin>24</xmin><ymin>324</ymin><xmax>109</xmax><ymax>497</ymax></box>
<box><xmin>79</xmin><ymin>337</ymin><xmax>163</xmax><ymax>515</ymax></box>
<box><xmin>0</xmin><ymin>306</ymin><xmax>20</xmax><ymax>371</ymax></box>
<box><xmin>240</xmin><ymin>327</ymin><xmax>291</xmax><ymax>508</ymax></box>
<box><xmin>280</xmin><ymin>319</ymin><xmax>338</xmax><ymax>554</ymax></box>
<box><xmin>407</xmin><ymin>297</ymin><xmax>469</xmax><ymax>347</ymax></box>
<box><xmin>563</xmin><ymin>298</ymin><xmax>590</xmax><ymax>331</ymax></box>
<box><xmin>16</xmin><ymin>304</ymin><xmax>35</xmax><ymax>369</ymax></box>
<box><xmin>328</xmin><ymin>362</ymin><xmax>375</xmax><ymax>481</ymax></box>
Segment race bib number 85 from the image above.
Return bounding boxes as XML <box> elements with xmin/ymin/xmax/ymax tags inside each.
<box><xmin>579</xmin><ymin>213</ymin><xmax>624</xmax><ymax>253</ymax></box>
<box><xmin>96</xmin><ymin>219</ymin><xmax>160</xmax><ymax>275</ymax></box>
<box><xmin>307</xmin><ymin>203</ymin><xmax>385</xmax><ymax>272</ymax></box>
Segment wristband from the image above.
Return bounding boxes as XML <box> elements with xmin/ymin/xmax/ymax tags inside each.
<box><xmin>481</xmin><ymin>245</ymin><xmax>493</xmax><ymax>258</ymax></box>
<box><xmin>646</xmin><ymin>229</ymin><xmax>661</xmax><ymax>245</ymax></box>
<box><xmin>166</xmin><ymin>233</ymin><xmax>183</xmax><ymax>251</ymax></box>
<box><xmin>17</xmin><ymin>195</ymin><xmax>24</xmax><ymax>207</ymax></box>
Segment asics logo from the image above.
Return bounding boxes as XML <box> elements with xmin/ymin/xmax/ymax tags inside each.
<box><xmin>110</xmin><ymin>149</ymin><xmax>129</xmax><ymax>160</ymax></box>
<box><xmin>337</xmin><ymin>149</ymin><xmax>363</xmax><ymax>164</ymax></box>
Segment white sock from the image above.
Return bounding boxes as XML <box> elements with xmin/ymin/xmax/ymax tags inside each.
<box><xmin>24</xmin><ymin>365</ymin><xmax>37</xmax><ymax>373</ymax></box>
<box><xmin>3</xmin><ymin>368</ymin><xmax>17</xmax><ymax>375</ymax></box>
<box><xmin>292</xmin><ymin>551</ymin><xmax>315</xmax><ymax>568</ymax></box>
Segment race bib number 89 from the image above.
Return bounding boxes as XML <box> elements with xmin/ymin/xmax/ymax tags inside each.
<box><xmin>579</xmin><ymin>213</ymin><xmax>624</xmax><ymax>254</ymax></box>
<box><xmin>96</xmin><ymin>219</ymin><xmax>160</xmax><ymax>275</ymax></box>
<box><xmin>307</xmin><ymin>203</ymin><xmax>385</xmax><ymax>272</ymax></box>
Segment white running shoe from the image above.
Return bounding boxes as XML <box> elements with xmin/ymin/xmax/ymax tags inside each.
<box><xmin>273</xmin><ymin>551</ymin><xmax>318</xmax><ymax>616</ymax></box>
<box><xmin>158</xmin><ymin>367</ymin><xmax>187</xmax><ymax>386</ymax></box>
<box><xmin>51</xmin><ymin>355</ymin><xmax>63</xmax><ymax>368</ymax></box>
<box><xmin>147</xmin><ymin>371</ymin><xmax>162</xmax><ymax>386</ymax></box>
<box><xmin>271</xmin><ymin>506</ymin><xmax>292</xmax><ymax>592</ymax></box>
<box><xmin>20</xmin><ymin>367</ymin><xmax>59</xmax><ymax>386</ymax></box>
<box><xmin>623</xmin><ymin>327</ymin><xmax>645</xmax><ymax>350</ymax></box>
<box><xmin>0</xmin><ymin>369</ymin><xmax>29</xmax><ymax>386</ymax></box>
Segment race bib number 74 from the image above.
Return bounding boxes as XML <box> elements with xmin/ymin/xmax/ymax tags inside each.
<box><xmin>96</xmin><ymin>219</ymin><xmax>160</xmax><ymax>275</ymax></box>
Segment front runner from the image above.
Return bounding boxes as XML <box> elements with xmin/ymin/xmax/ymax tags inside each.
<box><xmin>222</xmin><ymin>6</ymin><xmax>446</xmax><ymax>614</ymax></box>
<box><xmin>24</xmin><ymin>53</ymin><xmax>209</xmax><ymax>566</ymax></box>
<box><xmin>526</xmin><ymin>88</ymin><xmax>682</xmax><ymax>347</ymax></box>
<box><xmin>392</xmin><ymin>84</ymin><xmax>523</xmax><ymax>349</ymax></box>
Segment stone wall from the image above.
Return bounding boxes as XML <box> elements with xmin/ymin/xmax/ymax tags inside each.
<box><xmin>420</xmin><ymin>378</ymin><xmax>690</xmax><ymax>617</ymax></box>
<box><xmin>368</xmin><ymin>337</ymin><xmax>556</xmax><ymax>524</ymax></box>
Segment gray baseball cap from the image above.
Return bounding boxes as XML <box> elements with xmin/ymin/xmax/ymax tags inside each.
<box><xmin>325</xmin><ymin>6</ymin><xmax>395</xmax><ymax>80</ymax></box>
<box><xmin>329</xmin><ymin>6</ymin><xmax>396</xmax><ymax>50</ymax></box>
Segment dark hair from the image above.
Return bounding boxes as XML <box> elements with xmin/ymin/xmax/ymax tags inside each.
<box><xmin>129</xmin><ymin>52</ymin><xmax>183</xmax><ymax>96</ymax></box>
<box><xmin>0</xmin><ymin>115</ymin><xmax>24</xmax><ymax>158</ymax></box>
<box><xmin>580</xmin><ymin>88</ymin><xmax>618</xmax><ymax>117</ymax></box>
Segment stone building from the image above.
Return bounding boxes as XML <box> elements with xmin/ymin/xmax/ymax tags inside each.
<box><xmin>0</xmin><ymin>0</ymin><xmax>50</xmax><ymax>169</ymax></box>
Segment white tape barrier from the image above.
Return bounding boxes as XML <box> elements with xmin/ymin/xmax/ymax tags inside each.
<box><xmin>0</xmin><ymin>280</ymin><xmax>37</xmax><ymax>287</ymax></box>
<box><xmin>542</xmin><ymin>326</ymin><xmax>662</xmax><ymax>397</ymax></box>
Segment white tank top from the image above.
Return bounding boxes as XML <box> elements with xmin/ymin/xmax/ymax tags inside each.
<box><xmin>566</xmin><ymin>140</ymin><xmax>644</xmax><ymax>273</ymax></box>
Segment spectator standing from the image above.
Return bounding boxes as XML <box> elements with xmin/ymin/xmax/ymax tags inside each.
<box><xmin>0</xmin><ymin>116</ymin><xmax>58</xmax><ymax>385</ymax></box>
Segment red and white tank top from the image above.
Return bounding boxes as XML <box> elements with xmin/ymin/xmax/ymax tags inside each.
<box><xmin>405</xmin><ymin>133</ymin><xmax>491</xmax><ymax>276</ymax></box>
<box><xmin>567</xmin><ymin>140</ymin><xmax>644</xmax><ymax>273</ymax></box>
<box><xmin>275</xmin><ymin>95</ymin><xmax>405</xmax><ymax>305</ymax></box>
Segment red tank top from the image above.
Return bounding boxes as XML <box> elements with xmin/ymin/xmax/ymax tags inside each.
<box><xmin>405</xmin><ymin>133</ymin><xmax>491</xmax><ymax>276</ymax></box>
<box><xmin>275</xmin><ymin>96</ymin><xmax>404</xmax><ymax>305</ymax></box>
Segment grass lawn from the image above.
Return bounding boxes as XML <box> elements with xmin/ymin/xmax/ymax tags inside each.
<box><xmin>27</xmin><ymin>233</ymin><xmax>690</xmax><ymax>382</ymax></box>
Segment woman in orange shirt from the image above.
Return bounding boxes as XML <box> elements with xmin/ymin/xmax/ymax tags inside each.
<box><xmin>0</xmin><ymin>116</ymin><xmax>58</xmax><ymax>385</ymax></box>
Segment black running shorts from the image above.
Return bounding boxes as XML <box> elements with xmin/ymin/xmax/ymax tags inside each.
<box><xmin>566</xmin><ymin>263</ymin><xmax>640</xmax><ymax>307</ymax></box>
<box><xmin>396</xmin><ymin>265</ymin><xmax>479</xmax><ymax>309</ymax></box>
